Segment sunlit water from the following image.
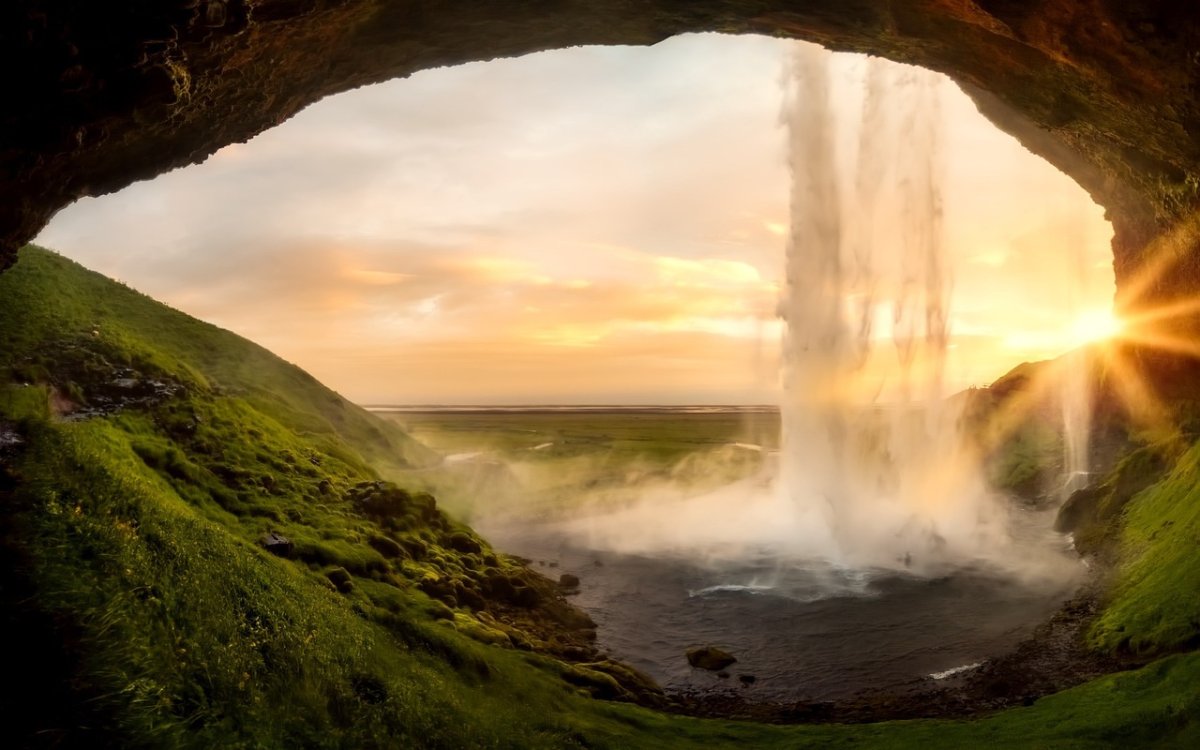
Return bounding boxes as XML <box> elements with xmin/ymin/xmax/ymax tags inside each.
<box><xmin>775</xmin><ymin>45</ymin><xmax>1023</xmax><ymax>572</ymax></box>
<box><xmin>484</xmin><ymin>486</ymin><xmax>1082</xmax><ymax>701</ymax></box>
<box><xmin>474</xmin><ymin>45</ymin><xmax>1093</xmax><ymax>703</ymax></box>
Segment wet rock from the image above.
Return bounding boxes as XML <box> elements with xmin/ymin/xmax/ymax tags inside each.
<box><xmin>260</xmin><ymin>531</ymin><xmax>293</xmax><ymax>558</ymax></box>
<box><xmin>562</xmin><ymin>665</ymin><xmax>628</xmax><ymax>702</ymax></box>
<box><xmin>559</xmin><ymin>645</ymin><xmax>592</xmax><ymax>661</ymax></box>
<box><xmin>558</xmin><ymin>573</ymin><xmax>581</xmax><ymax>590</ymax></box>
<box><xmin>738</xmin><ymin>674</ymin><xmax>757</xmax><ymax>686</ymax></box>
<box><xmin>0</xmin><ymin>422</ymin><xmax>23</xmax><ymax>448</ymax></box>
<box><xmin>686</xmin><ymin>646</ymin><xmax>737</xmax><ymax>671</ymax></box>
<box><xmin>580</xmin><ymin>660</ymin><xmax>667</xmax><ymax>708</ymax></box>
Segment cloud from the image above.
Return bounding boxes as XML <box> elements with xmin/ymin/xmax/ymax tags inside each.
<box><xmin>35</xmin><ymin>34</ymin><xmax>1113</xmax><ymax>404</ymax></box>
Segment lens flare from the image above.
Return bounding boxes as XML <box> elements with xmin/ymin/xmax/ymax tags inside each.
<box><xmin>1068</xmin><ymin>308</ymin><xmax>1123</xmax><ymax>346</ymax></box>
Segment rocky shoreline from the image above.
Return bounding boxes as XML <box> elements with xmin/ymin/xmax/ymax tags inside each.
<box><xmin>656</xmin><ymin>578</ymin><xmax>1143</xmax><ymax>724</ymax></box>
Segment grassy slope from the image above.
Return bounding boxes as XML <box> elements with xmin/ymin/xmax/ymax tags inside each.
<box><xmin>0</xmin><ymin>247</ymin><xmax>435</xmax><ymax>473</ymax></box>
<box><xmin>1090</xmin><ymin>439</ymin><xmax>1200</xmax><ymax>655</ymax></box>
<box><xmin>0</xmin><ymin>246</ymin><xmax>1197</xmax><ymax>747</ymax></box>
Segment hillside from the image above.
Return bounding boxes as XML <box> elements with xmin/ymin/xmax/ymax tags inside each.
<box><xmin>0</xmin><ymin>246</ymin><xmax>1198</xmax><ymax>747</ymax></box>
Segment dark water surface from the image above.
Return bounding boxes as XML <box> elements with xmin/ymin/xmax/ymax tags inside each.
<box><xmin>486</xmin><ymin>509</ymin><xmax>1082</xmax><ymax>702</ymax></box>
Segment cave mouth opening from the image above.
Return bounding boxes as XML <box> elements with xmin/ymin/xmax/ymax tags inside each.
<box><xmin>33</xmin><ymin>33</ymin><xmax>1118</xmax><ymax>707</ymax></box>
<box><xmin>35</xmin><ymin>33</ymin><xmax>1117</xmax><ymax>407</ymax></box>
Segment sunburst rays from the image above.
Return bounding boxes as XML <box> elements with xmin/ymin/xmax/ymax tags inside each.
<box><xmin>981</xmin><ymin>211</ymin><xmax>1200</xmax><ymax>453</ymax></box>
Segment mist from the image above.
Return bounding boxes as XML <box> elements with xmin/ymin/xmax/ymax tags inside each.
<box><xmin>428</xmin><ymin>45</ymin><xmax>1089</xmax><ymax>597</ymax></box>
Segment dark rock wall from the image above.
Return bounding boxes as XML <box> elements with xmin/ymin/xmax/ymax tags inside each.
<box><xmin>3</xmin><ymin>1</ymin><xmax>1200</xmax><ymax>311</ymax></box>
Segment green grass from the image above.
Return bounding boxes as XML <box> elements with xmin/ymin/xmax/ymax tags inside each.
<box><xmin>388</xmin><ymin>410</ymin><xmax>779</xmax><ymax>460</ymax></box>
<box><xmin>2</xmin><ymin>244</ymin><xmax>1200</xmax><ymax>747</ymax></box>
<box><xmin>1090</xmin><ymin>439</ymin><xmax>1200</xmax><ymax>655</ymax></box>
<box><xmin>0</xmin><ymin>246</ymin><xmax>435</xmax><ymax>474</ymax></box>
<box><xmin>384</xmin><ymin>409</ymin><xmax>775</xmax><ymax>519</ymax></box>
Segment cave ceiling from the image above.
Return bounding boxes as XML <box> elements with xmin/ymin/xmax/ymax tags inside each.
<box><xmin>3</xmin><ymin>1</ymin><xmax>1199</xmax><ymax>303</ymax></box>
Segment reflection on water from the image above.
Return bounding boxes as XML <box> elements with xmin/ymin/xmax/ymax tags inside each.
<box><xmin>485</xmin><ymin>501</ymin><xmax>1082</xmax><ymax>702</ymax></box>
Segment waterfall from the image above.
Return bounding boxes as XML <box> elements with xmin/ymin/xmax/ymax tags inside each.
<box><xmin>1061</xmin><ymin>347</ymin><xmax>1091</xmax><ymax>496</ymax></box>
<box><xmin>1061</xmin><ymin>214</ymin><xmax>1093</xmax><ymax>497</ymax></box>
<box><xmin>779</xmin><ymin>45</ymin><xmax>1006</xmax><ymax>572</ymax></box>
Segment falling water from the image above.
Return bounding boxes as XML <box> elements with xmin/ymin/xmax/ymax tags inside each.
<box><xmin>1061</xmin><ymin>348</ymin><xmax>1091</xmax><ymax>496</ymax></box>
<box><xmin>780</xmin><ymin>46</ymin><xmax>1007</xmax><ymax>572</ymax></box>
<box><xmin>1061</xmin><ymin>216</ymin><xmax>1093</xmax><ymax>497</ymax></box>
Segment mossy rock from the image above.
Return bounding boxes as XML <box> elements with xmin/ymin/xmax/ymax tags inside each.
<box><xmin>560</xmin><ymin>665</ymin><xmax>633</xmax><ymax>702</ymax></box>
<box><xmin>483</xmin><ymin>570</ymin><xmax>514</xmax><ymax>599</ymax></box>
<box><xmin>453</xmin><ymin>582</ymin><xmax>487</xmax><ymax>612</ymax></box>
<box><xmin>452</xmin><ymin>613</ymin><xmax>512</xmax><ymax>647</ymax></box>
<box><xmin>410</xmin><ymin>492</ymin><xmax>440</xmax><ymax>522</ymax></box>
<box><xmin>326</xmin><ymin>567</ymin><xmax>354</xmax><ymax>593</ymax></box>
<box><xmin>423</xmin><ymin>600</ymin><xmax>455</xmax><ymax>621</ymax></box>
<box><xmin>686</xmin><ymin>645</ymin><xmax>737</xmax><ymax>671</ymax></box>
<box><xmin>510</xmin><ymin>583</ymin><xmax>541</xmax><ymax>608</ymax></box>
<box><xmin>397</xmin><ymin>536</ymin><xmax>427</xmax><ymax>560</ymax></box>
<box><xmin>580</xmin><ymin>660</ymin><xmax>665</xmax><ymax>707</ymax></box>
<box><xmin>1057</xmin><ymin>446</ymin><xmax>1170</xmax><ymax>557</ymax></box>
<box><xmin>367</xmin><ymin>534</ymin><xmax>407</xmax><ymax>559</ymax></box>
<box><xmin>349</xmin><ymin>481</ymin><xmax>416</xmax><ymax>519</ymax></box>
<box><xmin>446</xmin><ymin>531</ymin><xmax>482</xmax><ymax>554</ymax></box>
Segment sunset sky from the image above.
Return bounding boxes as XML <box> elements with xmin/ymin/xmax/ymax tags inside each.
<box><xmin>36</xmin><ymin>34</ymin><xmax>1114</xmax><ymax>405</ymax></box>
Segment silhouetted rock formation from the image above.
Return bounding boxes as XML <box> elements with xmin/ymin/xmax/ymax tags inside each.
<box><xmin>2</xmin><ymin>1</ymin><xmax>1200</xmax><ymax>318</ymax></box>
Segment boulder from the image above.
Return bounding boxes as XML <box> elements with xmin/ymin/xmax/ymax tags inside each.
<box><xmin>446</xmin><ymin>531</ymin><xmax>482</xmax><ymax>554</ymax></box>
<box><xmin>558</xmin><ymin>573</ymin><xmax>581</xmax><ymax>589</ymax></box>
<box><xmin>349</xmin><ymin>481</ymin><xmax>421</xmax><ymax>520</ymax></box>
<box><xmin>260</xmin><ymin>531</ymin><xmax>293</xmax><ymax>558</ymax></box>
<box><xmin>686</xmin><ymin>646</ymin><xmax>737</xmax><ymax>671</ymax></box>
<box><xmin>326</xmin><ymin>567</ymin><xmax>354</xmax><ymax>593</ymax></box>
<box><xmin>367</xmin><ymin>534</ymin><xmax>406</xmax><ymax>559</ymax></box>
<box><xmin>511</xmin><ymin>584</ymin><xmax>541</xmax><ymax>608</ymax></box>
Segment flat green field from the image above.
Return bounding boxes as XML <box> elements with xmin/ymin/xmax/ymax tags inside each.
<box><xmin>379</xmin><ymin>408</ymin><xmax>780</xmax><ymax>460</ymax></box>
<box><xmin>378</xmin><ymin>409</ymin><xmax>779</xmax><ymax>520</ymax></box>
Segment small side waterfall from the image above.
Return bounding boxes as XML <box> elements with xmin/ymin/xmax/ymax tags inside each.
<box><xmin>1060</xmin><ymin>218</ymin><xmax>1093</xmax><ymax>497</ymax></box>
<box><xmin>779</xmin><ymin>45</ymin><xmax>1007</xmax><ymax>572</ymax></box>
<box><xmin>1060</xmin><ymin>347</ymin><xmax>1091</xmax><ymax>496</ymax></box>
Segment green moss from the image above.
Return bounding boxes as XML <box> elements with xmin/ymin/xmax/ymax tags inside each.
<box><xmin>988</xmin><ymin>419</ymin><xmax>1061</xmax><ymax>497</ymax></box>
<box><xmin>4</xmin><ymin>244</ymin><xmax>1200</xmax><ymax>747</ymax></box>
<box><xmin>0</xmin><ymin>382</ymin><xmax>50</xmax><ymax>420</ymax></box>
<box><xmin>1057</xmin><ymin>444</ymin><xmax>1170</xmax><ymax>557</ymax></box>
<box><xmin>1091</xmin><ymin>440</ymin><xmax>1200</xmax><ymax>654</ymax></box>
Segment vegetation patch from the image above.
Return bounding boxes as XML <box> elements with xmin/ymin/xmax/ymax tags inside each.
<box><xmin>2</xmin><ymin>245</ymin><xmax>1200</xmax><ymax>747</ymax></box>
<box><xmin>1090</xmin><ymin>439</ymin><xmax>1200</xmax><ymax>655</ymax></box>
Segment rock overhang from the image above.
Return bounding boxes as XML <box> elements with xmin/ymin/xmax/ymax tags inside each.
<box><xmin>2</xmin><ymin>1</ymin><xmax>1199</xmax><ymax>309</ymax></box>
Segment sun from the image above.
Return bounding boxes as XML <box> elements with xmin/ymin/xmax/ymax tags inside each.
<box><xmin>1068</xmin><ymin>307</ymin><xmax>1123</xmax><ymax>347</ymax></box>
